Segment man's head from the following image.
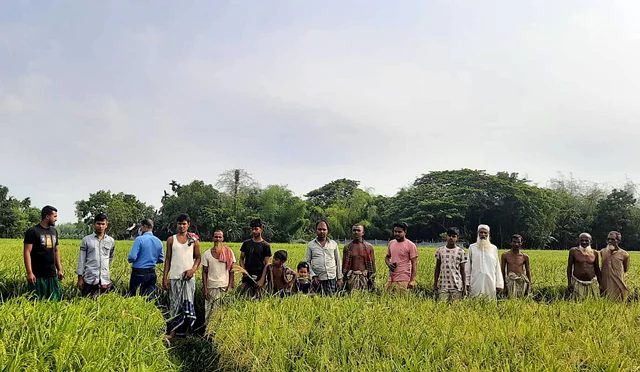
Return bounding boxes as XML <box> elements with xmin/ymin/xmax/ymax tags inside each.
<box><xmin>477</xmin><ymin>224</ymin><xmax>491</xmax><ymax>250</ymax></box>
<box><xmin>93</xmin><ymin>213</ymin><xmax>108</xmax><ymax>235</ymax></box>
<box><xmin>316</xmin><ymin>220</ymin><xmax>329</xmax><ymax>240</ymax></box>
<box><xmin>578</xmin><ymin>232</ymin><xmax>592</xmax><ymax>248</ymax></box>
<box><xmin>607</xmin><ymin>231</ymin><xmax>621</xmax><ymax>249</ymax></box>
<box><xmin>352</xmin><ymin>224</ymin><xmax>364</xmax><ymax>240</ymax></box>
<box><xmin>176</xmin><ymin>213</ymin><xmax>190</xmax><ymax>233</ymax></box>
<box><xmin>393</xmin><ymin>222</ymin><xmax>408</xmax><ymax>241</ymax></box>
<box><xmin>140</xmin><ymin>218</ymin><xmax>154</xmax><ymax>233</ymax></box>
<box><xmin>213</xmin><ymin>230</ymin><xmax>224</xmax><ymax>243</ymax></box>
<box><xmin>511</xmin><ymin>234</ymin><xmax>523</xmax><ymax>250</ymax></box>
<box><xmin>446</xmin><ymin>227</ymin><xmax>459</xmax><ymax>246</ymax></box>
<box><xmin>273</xmin><ymin>250</ymin><xmax>288</xmax><ymax>267</ymax></box>
<box><xmin>249</xmin><ymin>218</ymin><xmax>263</xmax><ymax>238</ymax></box>
<box><xmin>41</xmin><ymin>205</ymin><xmax>58</xmax><ymax>227</ymax></box>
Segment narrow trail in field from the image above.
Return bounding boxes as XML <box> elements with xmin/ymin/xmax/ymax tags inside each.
<box><xmin>167</xmin><ymin>334</ymin><xmax>220</xmax><ymax>372</ymax></box>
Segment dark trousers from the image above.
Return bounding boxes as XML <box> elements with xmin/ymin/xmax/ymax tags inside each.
<box><xmin>129</xmin><ymin>268</ymin><xmax>157</xmax><ymax>297</ymax></box>
<box><xmin>82</xmin><ymin>283</ymin><xmax>110</xmax><ymax>297</ymax></box>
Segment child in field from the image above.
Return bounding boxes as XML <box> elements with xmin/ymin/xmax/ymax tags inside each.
<box><xmin>501</xmin><ymin>234</ymin><xmax>531</xmax><ymax>298</ymax></box>
<box><xmin>433</xmin><ymin>227</ymin><xmax>467</xmax><ymax>302</ymax></box>
<box><xmin>294</xmin><ymin>261</ymin><xmax>313</xmax><ymax>294</ymax></box>
<box><xmin>264</xmin><ymin>250</ymin><xmax>297</xmax><ymax>297</ymax></box>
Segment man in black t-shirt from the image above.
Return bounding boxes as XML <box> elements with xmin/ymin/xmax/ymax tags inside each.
<box><xmin>239</xmin><ymin>218</ymin><xmax>271</xmax><ymax>298</ymax></box>
<box><xmin>23</xmin><ymin>205</ymin><xmax>64</xmax><ymax>300</ymax></box>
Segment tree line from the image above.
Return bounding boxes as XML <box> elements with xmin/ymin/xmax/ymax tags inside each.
<box><xmin>1</xmin><ymin>169</ymin><xmax>638</xmax><ymax>249</ymax></box>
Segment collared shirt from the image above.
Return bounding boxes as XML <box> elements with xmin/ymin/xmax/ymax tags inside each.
<box><xmin>75</xmin><ymin>233</ymin><xmax>116</xmax><ymax>285</ymax></box>
<box><xmin>342</xmin><ymin>240</ymin><xmax>376</xmax><ymax>281</ymax></box>
<box><xmin>127</xmin><ymin>231</ymin><xmax>165</xmax><ymax>269</ymax></box>
<box><xmin>465</xmin><ymin>243</ymin><xmax>504</xmax><ymax>299</ymax></box>
<box><xmin>306</xmin><ymin>238</ymin><xmax>343</xmax><ymax>281</ymax></box>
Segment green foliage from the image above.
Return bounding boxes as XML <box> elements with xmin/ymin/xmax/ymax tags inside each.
<box><xmin>0</xmin><ymin>295</ymin><xmax>178</xmax><ymax>371</ymax></box>
<box><xmin>0</xmin><ymin>186</ymin><xmax>40</xmax><ymax>238</ymax></box>
<box><xmin>75</xmin><ymin>190</ymin><xmax>155</xmax><ymax>239</ymax></box>
<box><xmin>209</xmin><ymin>295</ymin><xmax>640</xmax><ymax>372</ymax></box>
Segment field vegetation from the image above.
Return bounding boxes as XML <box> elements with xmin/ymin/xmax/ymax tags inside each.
<box><xmin>2</xmin><ymin>239</ymin><xmax>640</xmax><ymax>371</ymax></box>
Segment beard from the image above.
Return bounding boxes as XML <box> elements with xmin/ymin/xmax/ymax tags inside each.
<box><xmin>478</xmin><ymin>236</ymin><xmax>491</xmax><ymax>250</ymax></box>
<box><xmin>214</xmin><ymin>241</ymin><xmax>224</xmax><ymax>254</ymax></box>
<box><xmin>606</xmin><ymin>244</ymin><xmax>617</xmax><ymax>251</ymax></box>
<box><xmin>579</xmin><ymin>245</ymin><xmax>595</xmax><ymax>256</ymax></box>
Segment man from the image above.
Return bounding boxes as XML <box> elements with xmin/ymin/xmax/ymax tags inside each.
<box><xmin>23</xmin><ymin>205</ymin><xmax>63</xmax><ymax>300</ymax></box>
<box><xmin>163</xmin><ymin>213</ymin><xmax>201</xmax><ymax>339</ymax></box>
<box><xmin>433</xmin><ymin>227</ymin><xmax>467</xmax><ymax>301</ymax></box>
<box><xmin>466</xmin><ymin>224</ymin><xmax>503</xmax><ymax>300</ymax></box>
<box><xmin>75</xmin><ymin>213</ymin><xmax>116</xmax><ymax>297</ymax></box>
<box><xmin>385</xmin><ymin>222</ymin><xmax>418</xmax><ymax>292</ymax></box>
<box><xmin>239</xmin><ymin>218</ymin><xmax>271</xmax><ymax>298</ymax></box>
<box><xmin>501</xmin><ymin>234</ymin><xmax>531</xmax><ymax>298</ymax></box>
<box><xmin>342</xmin><ymin>224</ymin><xmax>376</xmax><ymax>292</ymax></box>
<box><xmin>202</xmin><ymin>230</ymin><xmax>235</xmax><ymax>322</ymax></box>
<box><xmin>306</xmin><ymin>220</ymin><xmax>343</xmax><ymax>296</ymax></box>
<box><xmin>600</xmin><ymin>231</ymin><xmax>630</xmax><ymax>301</ymax></box>
<box><xmin>127</xmin><ymin>218</ymin><xmax>164</xmax><ymax>297</ymax></box>
<box><xmin>566</xmin><ymin>232</ymin><xmax>600</xmax><ymax>299</ymax></box>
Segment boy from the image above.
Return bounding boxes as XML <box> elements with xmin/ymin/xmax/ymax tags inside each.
<box><xmin>501</xmin><ymin>234</ymin><xmax>531</xmax><ymax>298</ymax></box>
<box><xmin>294</xmin><ymin>261</ymin><xmax>312</xmax><ymax>294</ymax></box>
<box><xmin>265</xmin><ymin>250</ymin><xmax>296</xmax><ymax>296</ymax></box>
<box><xmin>433</xmin><ymin>227</ymin><xmax>467</xmax><ymax>302</ymax></box>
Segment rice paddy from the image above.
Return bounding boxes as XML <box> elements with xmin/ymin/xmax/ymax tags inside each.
<box><xmin>1</xmin><ymin>238</ymin><xmax>640</xmax><ymax>371</ymax></box>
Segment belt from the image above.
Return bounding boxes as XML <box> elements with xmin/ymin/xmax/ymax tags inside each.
<box><xmin>132</xmin><ymin>267</ymin><xmax>156</xmax><ymax>273</ymax></box>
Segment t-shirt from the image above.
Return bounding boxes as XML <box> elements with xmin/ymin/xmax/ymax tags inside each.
<box><xmin>386</xmin><ymin>239</ymin><xmax>418</xmax><ymax>282</ymax></box>
<box><xmin>240</xmin><ymin>239</ymin><xmax>272</xmax><ymax>278</ymax></box>
<box><xmin>435</xmin><ymin>246</ymin><xmax>467</xmax><ymax>291</ymax></box>
<box><xmin>202</xmin><ymin>248</ymin><xmax>236</xmax><ymax>289</ymax></box>
<box><xmin>24</xmin><ymin>224</ymin><xmax>59</xmax><ymax>277</ymax></box>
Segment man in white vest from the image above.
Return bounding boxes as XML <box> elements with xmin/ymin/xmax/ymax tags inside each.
<box><xmin>163</xmin><ymin>213</ymin><xmax>201</xmax><ymax>339</ymax></box>
<box><xmin>466</xmin><ymin>224</ymin><xmax>503</xmax><ymax>299</ymax></box>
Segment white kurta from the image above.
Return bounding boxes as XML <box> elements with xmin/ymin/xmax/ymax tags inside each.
<box><xmin>465</xmin><ymin>243</ymin><xmax>504</xmax><ymax>299</ymax></box>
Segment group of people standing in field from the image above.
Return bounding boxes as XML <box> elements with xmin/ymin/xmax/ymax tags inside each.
<box><xmin>23</xmin><ymin>205</ymin><xmax>632</xmax><ymax>339</ymax></box>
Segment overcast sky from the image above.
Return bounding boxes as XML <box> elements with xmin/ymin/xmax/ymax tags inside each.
<box><xmin>1</xmin><ymin>1</ymin><xmax>639</xmax><ymax>222</ymax></box>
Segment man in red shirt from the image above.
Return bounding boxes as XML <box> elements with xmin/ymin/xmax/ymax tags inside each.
<box><xmin>385</xmin><ymin>222</ymin><xmax>418</xmax><ymax>292</ymax></box>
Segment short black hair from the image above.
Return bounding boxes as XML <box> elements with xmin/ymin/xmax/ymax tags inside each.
<box><xmin>446</xmin><ymin>227</ymin><xmax>460</xmax><ymax>236</ymax></box>
<box><xmin>316</xmin><ymin>220</ymin><xmax>329</xmax><ymax>231</ymax></box>
<box><xmin>297</xmin><ymin>261</ymin><xmax>309</xmax><ymax>271</ymax></box>
<box><xmin>94</xmin><ymin>213</ymin><xmax>107</xmax><ymax>223</ymax></box>
<box><xmin>511</xmin><ymin>234</ymin><xmax>523</xmax><ymax>241</ymax></box>
<box><xmin>250</xmin><ymin>218</ymin><xmax>263</xmax><ymax>228</ymax></box>
<box><xmin>393</xmin><ymin>222</ymin><xmax>408</xmax><ymax>232</ymax></box>
<box><xmin>274</xmin><ymin>250</ymin><xmax>288</xmax><ymax>262</ymax></box>
<box><xmin>41</xmin><ymin>205</ymin><xmax>57</xmax><ymax>220</ymax></box>
<box><xmin>176</xmin><ymin>213</ymin><xmax>190</xmax><ymax>223</ymax></box>
<box><xmin>140</xmin><ymin>218</ymin><xmax>154</xmax><ymax>228</ymax></box>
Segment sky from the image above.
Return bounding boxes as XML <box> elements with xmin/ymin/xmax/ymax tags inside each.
<box><xmin>1</xmin><ymin>1</ymin><xmax>640</xmax><ymax>223</ymax></box>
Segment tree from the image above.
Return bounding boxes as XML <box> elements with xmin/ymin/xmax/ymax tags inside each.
<box><xmin>75</xmin><ymin>191</ymin><xmax>155</xmax><ymax>239</ymax></box>
<box><xmin>594</xmin><ymin>188</ymin><xmax>638</xmax><ymax>248</ymax></box>
<box><xmin>0</xmin><ymin>185</ymin><xmax>40</xmax><ymax>238</ymax></box>
<box><xmin>158</xmin><ymin>180</ymin><xmax>234</xmax><ymax>241</ymax></box>
<box><xmin>216</xmin><ymin>169</ymin><xmax>259</xmax><ymax>215</ymax></box>
<box><xmin>305</xmin><ymin>178</ymin><xmax>360</xmax><ymax>210</ymax></box>
<box><xmin>254</xmin><ymin>185</ymin><xmax>308</xmax><ymax>242</ymax></box>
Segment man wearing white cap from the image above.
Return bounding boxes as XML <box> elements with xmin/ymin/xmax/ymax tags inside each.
<box><xmin>465</xmin><ymin>224</ymin><xmax>503</xmax><ymax>299</ymax></box>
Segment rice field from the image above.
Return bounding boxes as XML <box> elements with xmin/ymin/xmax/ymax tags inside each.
<box><xmin>1</xmin><ymin>238</ymin><xmax>640</xmax><ymax>371</ymax></box>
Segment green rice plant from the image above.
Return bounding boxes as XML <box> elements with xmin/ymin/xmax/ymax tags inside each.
<box><xmin>0</xmin><ymin>294</ymin><xmax>179</xmax><ymax>371</ymax></box>
<box><xmin>208</xmin><ymin>294</ymin><xmax>640</xmax><ymax>372</ymax></box>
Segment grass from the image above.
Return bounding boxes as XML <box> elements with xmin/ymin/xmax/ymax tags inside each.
<box><xmin>2</xmin><ymin>238</ymin><xmax>640</xmax><ymax>371</ymax></box>
<box><xmin>0</xmin><ymin>294</ymin><xmax>178</xmax><ymax>371</ymax></box>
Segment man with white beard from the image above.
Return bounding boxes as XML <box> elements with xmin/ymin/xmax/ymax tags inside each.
<box><xmin>465</xmin><ymin>224</ymin><xmax>503</xmax><ymax>299</ymax></box>
<box><xmin>600</xmin><ymin>231</ymin><xmax>630</xmax><ymax>301</ymax></box>
<box><xmin>566</xmin><ymin>232</ymin><xmax>600</xmax><ymax>299</ymax></box>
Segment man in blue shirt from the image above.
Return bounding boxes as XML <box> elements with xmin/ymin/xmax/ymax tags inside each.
<box><xmin>128</xmin><ymin>218</ymin><xmax>164</xmax><ymax>297</ymax></box>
